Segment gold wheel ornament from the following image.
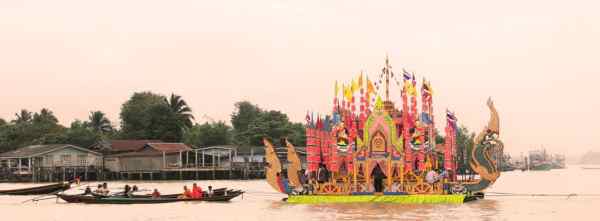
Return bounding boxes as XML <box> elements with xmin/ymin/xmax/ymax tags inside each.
<box><xmin>321</xmin><ymin>183</ymin><xmax>340</xmax><ymax>194</ymax></box>
<box><xmin>413</xmin><ymin>183</ymin><xmax>433</xmax><ymax>194</ymax></box>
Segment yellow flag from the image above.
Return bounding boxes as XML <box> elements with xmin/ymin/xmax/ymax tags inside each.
<box><xmin>351</xmin><ymin>78</ymin><xmax>358</xmax><ymax>93</ymax></box>
<box><xmin>334</xmin><ymin>81</ymin><xmax>339</xmax><ymax>97</ymax></box>
<box><xmin>404</xmin><ymin>80</ymin><xmax>414</xmax><ymax>96</ymax></box>
<box><xmin>367</xmin><ymin>77</ymin><xmax>375</xmax><ymax>95</ymax></box>
<box><xmin>358</xmin><ymin>72</ymin><xmax>363</xmax><ymax>89</ymax></box>
<box><xmin>344</xmin><ymin>84</ymin><xmax>353</xmax><ymax>101</ymax></box>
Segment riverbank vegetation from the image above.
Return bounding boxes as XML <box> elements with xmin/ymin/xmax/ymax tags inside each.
<box><xmin>0</xmin><ymin>92</ymin><xmax>305</xmax><ymax>152</ymax></box>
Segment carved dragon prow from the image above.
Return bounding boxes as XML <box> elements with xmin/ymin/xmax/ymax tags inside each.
<box><xmin>285</xmin><ymin>139</ymin><xmax>302</xmax><ymax>188</ymax></box>
<box><xmin>263</xmin><ymin>138</ymin><xmax>284</xmax><ymax>193</ymax></box>
<box><xmin>465</xmin><ymin>98</ymin><xmax>504</xmax><ymax>192</ymax></box>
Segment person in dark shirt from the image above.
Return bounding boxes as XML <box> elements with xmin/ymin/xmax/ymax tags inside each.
<box><xmin>317</xmin><ymin>164</ymin><xmax>329</xmax><ymax>183</ymax></box>
<box><xmin>123</xmin><ymin>185</ymin><xmax>131</xmax><ymax>197</ymax></box>
<box><xmin>372</xmin><ymin>164</ymin><xmax>386</xmax><ymax>193</ymax></box>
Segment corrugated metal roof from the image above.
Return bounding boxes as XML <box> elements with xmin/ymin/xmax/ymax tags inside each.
<box><xmin>0</xmin><ymin>144</ymin><xmax>100</xmax><ymax>158</ymax></box>
<box><xmin>99</xmin><ymin>140</ymin><xmax>162</xmax><ymax>152</ymax></box>
<box><xmin>146</xmin><ymin>143</ymin><xmax>192</xmax><ymax>153</ymax></box>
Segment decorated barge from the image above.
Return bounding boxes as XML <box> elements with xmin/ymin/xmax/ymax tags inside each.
<box><xmin>264</xmin><ymin>57</ymin><xmax>504</xmax><ymax>204</ymax></box>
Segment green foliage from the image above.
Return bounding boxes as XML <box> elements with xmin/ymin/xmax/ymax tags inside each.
<box><xmin>13</xmin><ymin>109</ymin><xmax>32</xmax><ymax>124</ymax></box>
<box><xmin>0</xmin><ymin>118</ymin><xmax>7</xmax><ymax>126</ymax></box>
<box><xmin>87</xmin><ymin>111</ymin><xmax>113</xmax><ymax>133</ymax></box>
<box><xmin>286</xmin><ymin>122</ymin><xmax>307</xmax><ymax>146</ymax></box>
<box><xmin>454</xmin><ymin>125</ymin><xmax>476</xmax><ymax>174</ymax></box>
<box><xmin>119</xmin><ymin>92</ymin><xmax>166</xmax><ymax>139</ymax></box>
<box><xmin>435</xmin><ymin>128</ymin><xmax>445</xmax><ymax>144</ymax></box>
<box><xmin>184</xmin><ymin>121</ymin><xmax>231</xmax><ymax>147</ymax></box>
<box><xmin>145</xmin><ymin>104</ymin><xmax>181</xmax><ymax>142</ymax></box>
<box><xmin>119</xmin><ymin>92</ymin><xmax>193</xmax><ymax>142</ymax></box>
<box><xmin>231</xmin><ymin>101</ymin><xmax>305</xmax><ymax>146</ymax></box>
<box><xmin>64</xmin><ymin>120</ymin><xmax>102</xmax><ymax>148</ymax></box>
<box><xmin>0</xmin><ymin>108</ymin><xmax>66</xmax><ymax>152</ymax></box>
<box><xmin>164</xmin><ymin>93</ymin><xmax>195</xmax><ymax>130</ymax></box>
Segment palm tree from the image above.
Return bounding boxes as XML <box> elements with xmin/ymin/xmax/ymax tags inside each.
<box><xmin>87</xmin><ymin>111</ymin><xmax>113</xmax><ymax>133</ymax></box>
<box><xmin>33</xmin><ymin>108</ymin><xmax>58</xmax><ymax>124</ymax></box>
<box><xmin>164</xmin><ymin>93</ymin><xmax>194</xmax><ymax>130</ymax></box>
<box><xmin>13</xmin><ymin>109</ymin><xmax>32</xmax><ymax>123</ymax></box>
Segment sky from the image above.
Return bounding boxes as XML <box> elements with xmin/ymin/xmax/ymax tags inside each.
<box><xmin>1</xmin><ymin>0</ymin><xmax>599</xmax><ymax>156</ymax></box>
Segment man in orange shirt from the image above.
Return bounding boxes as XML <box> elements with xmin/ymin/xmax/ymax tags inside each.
<box><xmin>178</xmin><ymin>185</ymin><xmax>193</xmax><ymax>199</ymax></box>
<box><xmin>191</xmin><ymin>183</ymin><xmax>203</xmax><ymax>199</ymax></box>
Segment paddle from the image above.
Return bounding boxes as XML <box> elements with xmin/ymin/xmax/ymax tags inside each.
<box><xmin>21</xmin><ymin>188</ymin><xmax>63</xmax><ymax>204</ymax></box>
<box><xmin>31</xmin><ymin>196</ymin><xmax>58</xmax><ymax>202</ymax></box>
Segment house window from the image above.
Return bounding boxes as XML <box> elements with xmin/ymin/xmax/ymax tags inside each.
<box><xmin>78</xmin><ymin>155</ymin><xmax>87</xmax><ymax>166</ymax></box>
<box><xmin>61</xmin><ymin>155</ymin><xmax>71</xmax><ymax>166</ymax></box>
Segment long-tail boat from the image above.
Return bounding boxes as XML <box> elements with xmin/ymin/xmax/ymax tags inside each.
<box><xmin>56</xmin><ymin>189</ymin><xmax>243</xmax><ymax>204</ymax></box>
<box><xmin>0</xmin><ymin>182</ymin><xmax>71</xmax><ymax>195</ymax></box>
<box><xmin>264</xmin><ymin>56</ymin><xmax>504</xmax><ymax>204</ymax></box>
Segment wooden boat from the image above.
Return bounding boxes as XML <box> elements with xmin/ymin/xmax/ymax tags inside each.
<box><xmin>0</xmin><ymin>182</ymin><xmax>71</xmax><ymax>195</ymax></box>
<box><xmin>56</xmin><ymin>190</ymin><xmax>243</xmax><ymax>204</ymax></box>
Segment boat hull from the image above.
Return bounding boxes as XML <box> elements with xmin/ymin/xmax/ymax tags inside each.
<box><xmin>285</xmin><ymin>194</ymin><xmax>477</xmax><ymax>204</ymax></box>
<box><xmin>0</xmin><ymin>182</ymin><xmax>71</xmax><ymax>195</ymax></box>
<box><xmin>57</xmin><ymin>190</ymin><xmax>244</xmax><ymax>204</ymax></box>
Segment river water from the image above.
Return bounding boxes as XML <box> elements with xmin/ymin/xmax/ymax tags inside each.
<box><xmin>1</xmin><ymin>165</ymin><xmax>599</xmax><ymax>221</ymax></box>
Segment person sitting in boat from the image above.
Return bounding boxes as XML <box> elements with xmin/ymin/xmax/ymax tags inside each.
<box><xmin>102</xmin><ymin>183</ymin><xmax>110</xmax><ymax>195</ymax></box>
<box><xmin>178</xmin><ymin>185</ymin><xmax>193</xmax><ymax>199</ymax></box>
<box><xmin>191</xmin><ymin>183</ymin><xmax>203</xmax><ymax>199</ymax></box>
<box><xmin>84</xmin><ymin>186</ymin><xmax>92</xmax><ymax>195</ymax></box>
<box><xmin>95</xmin><ymin>184</ymin><xmax>107</xmax><ymax>195</ymax></box>
<box><xmin>131</xmin><ymin>185</ymin><xmax>139</xmax><ymax>193</ymax></box>
<box><xmin>123</xmin><ymin>184</ymin><xmax>131</xmax><ymax>197</ymax></box>
<box><xmin>207</xmin><ymin>186</ymin><xmax>213</xmax><ymax>197</ymax></box>
<box><xmin>151</xmin><ymin>189</ymin><xmax>161</xmax><ymax>198</ymax></box>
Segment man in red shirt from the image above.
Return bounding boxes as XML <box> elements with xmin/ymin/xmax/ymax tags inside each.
<box><xmin>191</xmin><ymin>183</ymin><xmax>203</xmax><ymax>199</ymax></box>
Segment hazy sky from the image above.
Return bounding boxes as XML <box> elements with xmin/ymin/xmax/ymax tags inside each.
<box><xmin>1</xmin><ymin>0</ymin><xmax>599</xmax><ymax>156</ymax></box>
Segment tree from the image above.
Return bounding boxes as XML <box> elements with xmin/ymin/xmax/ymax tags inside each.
<box><xmin>184</xmin><ymin>121</ymin><xmax>231</xmax><ymax>147</ymax></box>
<box><xmin>286</xmin><ymin>122</ymin><xmax>306</xmax><ymax>146</ymax></box>
<box><xmin>33</xmin><ymin>108</ymin><xmax>59</xmax><ymax>124</ymax></box>
<box><xmin>145</xmin><ymin>104</ymin><xmax>181</xmax><ymax>142</ymax></box>
<box><xmin>231</xmin><ymin>101</ymin><xmax>302</xmax><ymax>146</ymax></box>
<box><xmin>119</xmin><ymin>92</ymin><xmax>193</xmax><ymax>142</ymax></box>
<box><xmin>87</xmin><ymin>111</ymin><xmax>112</xmax><ymax>133</ymax></box>
<box><xmin>231</xmin><ymin>101</ymin><xmax>262</xmax><ymax>144</ymax></box>
<box><xmin>64</xmin><ymin>120</ymin><xmax>101</xmax><ymax>148</ymax></box>
<box><xmin>454</xmin><ymin>125</ymin><xmax>476</xmax><ymax>174</ymax></box>
<box><xmin>164</xmin><ymin>93</ymin><xmax>194</xmax><ymax>130</ymax></box>
<box><xmin>119</xmin><ymin>92</ymin><xmax>167</xmax><ymax>139</ymax></box>
<box><xmin>13</xmin><ymin>109</ymin><xmax>32</xmax><ymax>124</ymax></box>
<box><xmin>0</xmin><ymin>118</ymin><xmax>6</xmax><ymax>126</ymax></box>
<box><xmin>0</xmin><ymin>108</ymin><xmax>66</xmax><ymax>152</ymax></box>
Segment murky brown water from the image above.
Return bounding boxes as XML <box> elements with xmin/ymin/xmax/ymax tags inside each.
<box><xmin>2</xmin><ymin>166</ymin><xmax>600</xmax><ymax>221</ymax></box>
